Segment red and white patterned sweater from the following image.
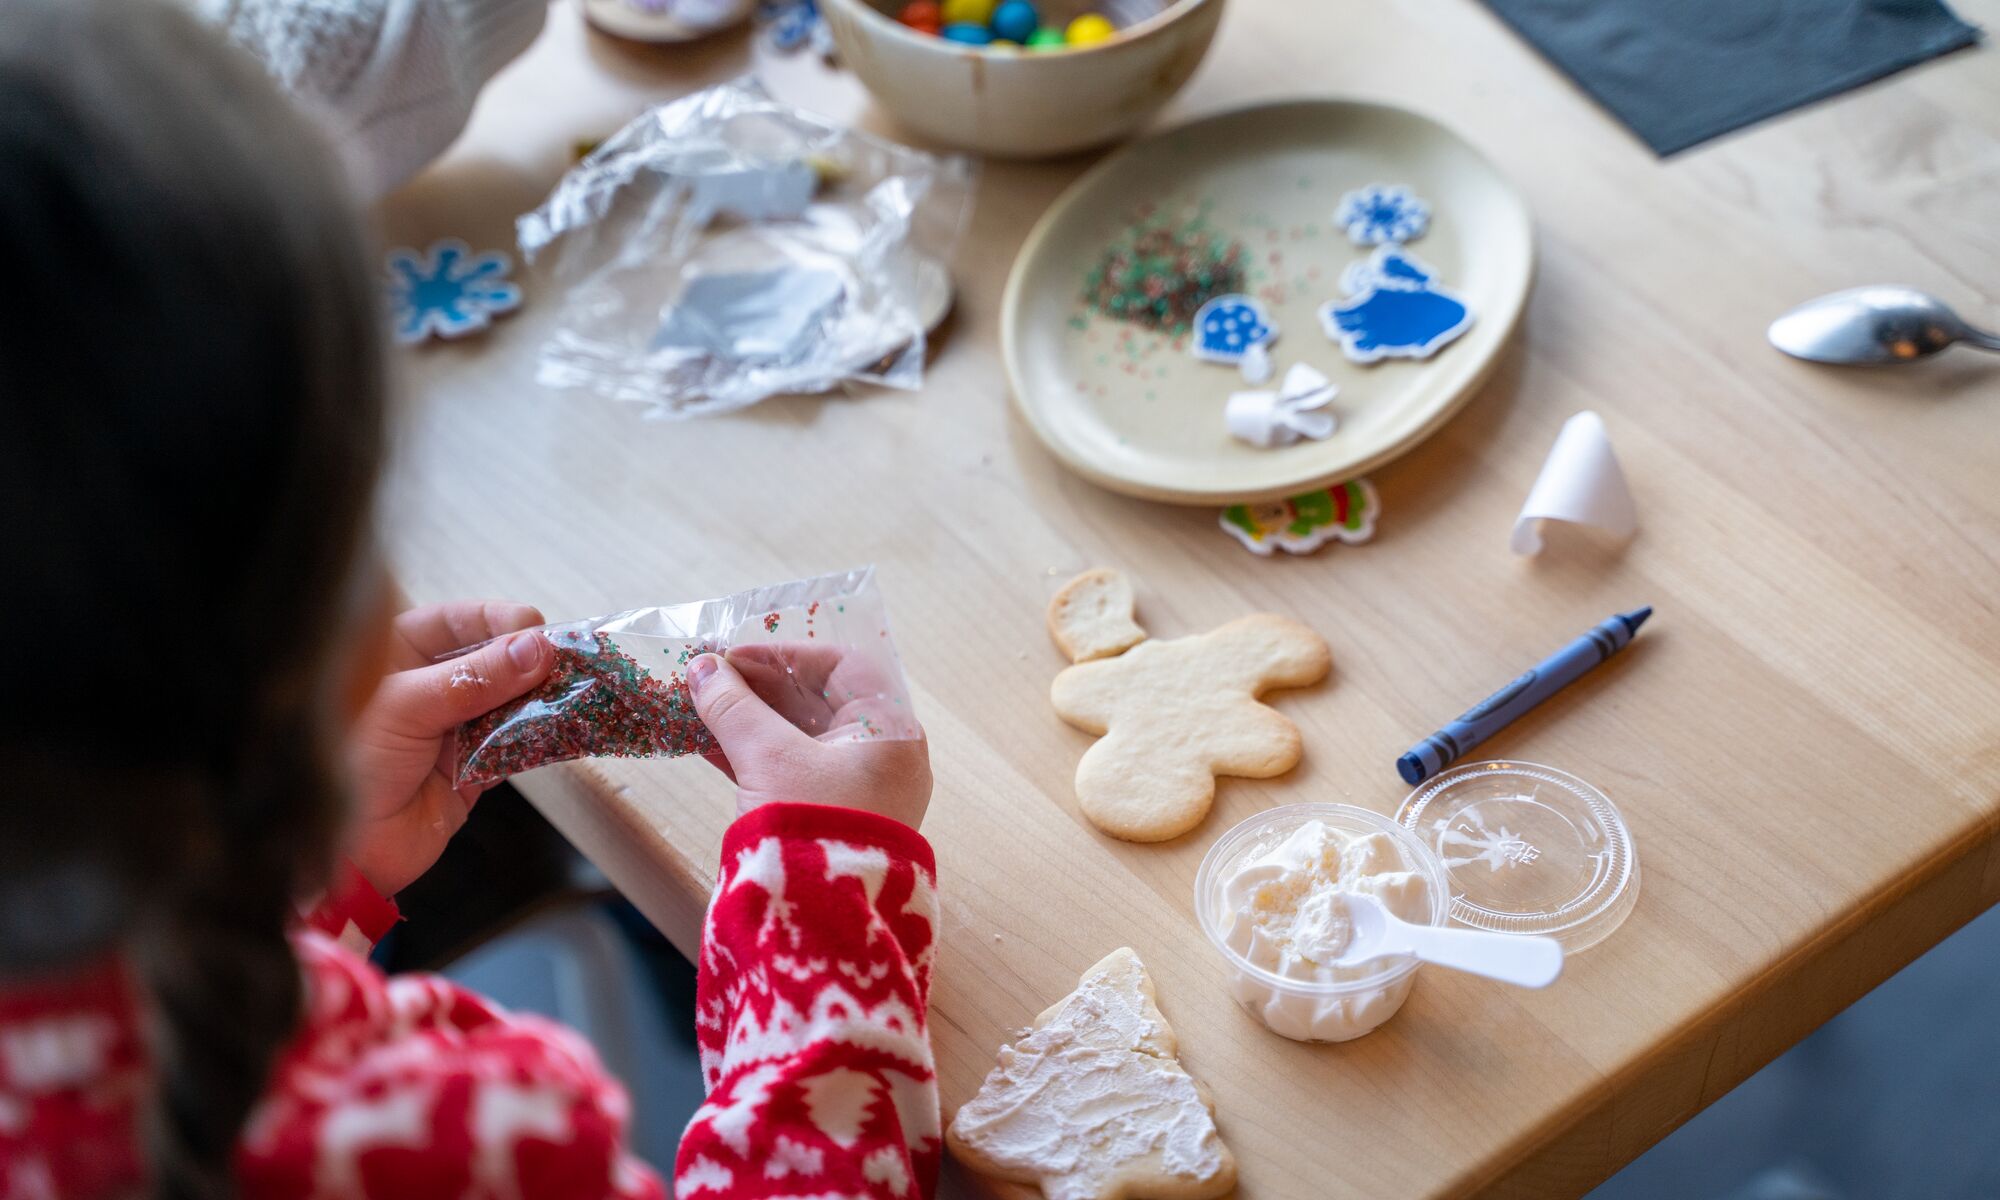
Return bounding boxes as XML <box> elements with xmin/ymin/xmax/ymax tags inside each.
<box><xmin>0</xmin><ymin>803</ymin><xmax>940</xmax><ymax>1200</ymax></box>
<box><xmin>678</xmin><ymin>804</ymin><xmax>941</xmax><ymax>1200</ymax></box>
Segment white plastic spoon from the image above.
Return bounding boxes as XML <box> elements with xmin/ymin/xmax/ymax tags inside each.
<box><xmin>1331</xmin><ymin>893</ymin><xmax>1564</xmax><ymax>989</ymax></box>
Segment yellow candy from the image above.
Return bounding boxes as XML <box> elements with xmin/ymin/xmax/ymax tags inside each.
<box><xmin>1065</xmin><ymin>12</ymin><xmax>1115</xmax><ymax>44</ymax></box>
<box><xmin>941</xmin><ymin>0</ymin><xmax>995</xmax><ymax>24</ymax></box>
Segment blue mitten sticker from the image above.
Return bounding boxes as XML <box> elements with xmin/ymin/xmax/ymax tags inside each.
<box><xmin>1191</xmin><ymin>293</ymin><xmax>1279</xmax><ymax>382</ymax></box>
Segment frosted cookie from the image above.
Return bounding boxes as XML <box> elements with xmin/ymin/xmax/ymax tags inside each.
<box><xmin>1047</xmin><ymin>568</ymin><xmax>1148</xmax><ymax>663</ymax></box>
<box><xmin>947</xmin><ymin>948</ymin><xmax>1236</xmax><ymax>1200</ymax></box>
<box><xmin>1051</xmin><ymin>613</ymin><xmax>1330</xmax><ymax>842</ymax></box>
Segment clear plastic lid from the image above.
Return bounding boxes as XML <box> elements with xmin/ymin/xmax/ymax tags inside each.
<box><xmin>1395</xmin><ymin>761</ymin><xmax>1638</xmax><ymax>952</ymax></box>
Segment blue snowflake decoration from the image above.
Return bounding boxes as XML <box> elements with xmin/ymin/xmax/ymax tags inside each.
<box><xmin>1334</xmin><ymin>184</ymin><xmax>1430</xmax><ymax>246</ymax></box>
<box><xmin>1191</xmin><ymin>294</ymin><xmax>1278</xmax><ymax>365</ymax></box>
<box><xmin>386</xmin><ymin>240</ymin><xmax>522</xmax><ymax>345</ymax></box>
<box><xmin>758</xmin><ymin>0</ymin><xmax>824</xmax><ymax>52</ymax></box>
<box><xmin>1319</xmin><ymin>247</ymin><xmax>1473</xmax><ymax>364</ymax></box>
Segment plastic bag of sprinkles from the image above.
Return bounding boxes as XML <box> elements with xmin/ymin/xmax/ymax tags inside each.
<box><xmin>449</xmin><ymin>566</ymin><xmax>918</xmax><ymax>787</ymax></box>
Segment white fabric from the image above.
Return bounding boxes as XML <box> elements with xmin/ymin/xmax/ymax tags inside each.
<box><xmin>189</xmin><ymin>0</ymin><xmax>546</xmax><ymax>197</ymax></box>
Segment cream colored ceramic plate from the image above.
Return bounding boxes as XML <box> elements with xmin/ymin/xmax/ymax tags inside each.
<box><xmin>1002</xmin><ymin>100</ymin><xmax>1533</xmax><ymax>504</ymax></box>
<box><xmin>579</xmin><ymin>0</ymin><xmax>749</xmax><ymax>42</ymax></box>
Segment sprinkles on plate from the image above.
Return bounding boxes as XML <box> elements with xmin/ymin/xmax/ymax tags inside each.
<box><xmin>1084</xmin><ymin>216</ymin><xmax>1247</xmax><ymax>335</ymax></box>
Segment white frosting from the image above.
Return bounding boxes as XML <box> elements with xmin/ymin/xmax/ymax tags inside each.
<box><xmin>1216</xmin><ymin>820</ymin><xmax>1433</xmax><ymax>1041</ymax></box>
<box><xmin>949</xmin><ymin>951</ymin><xmax>1227</xmax><ymax>1200</ymax></box>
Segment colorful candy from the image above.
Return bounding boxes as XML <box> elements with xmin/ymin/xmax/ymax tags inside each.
<box><xmin>1064</xmin><ymin>12</ymin><xmax>1115</xmax><ymax>43</ymax></box>
<box><xmin>991</xmin><ymin>0</ymin><xmax>1038</xmax><ymax>42</ymax></box>
<box><xmin>942</xmin><ymin>20</ymin><xmax>993</xmax><ymax>42</ymax></box>
<box><xmin>898</xmin><ymin>0</ymin><xmax>1115</xmax><ymax>50</ymax></box>
<box><xmin>898</xmin><ymin>0</ymin><xmax>942</xmax><ymax>32</ymax></box>
<box><xmin>940</xmin><ymin>0</ymin><xmax>995</xmax><ymax>24</ymax></box>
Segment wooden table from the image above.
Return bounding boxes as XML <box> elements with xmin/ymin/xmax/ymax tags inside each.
<box><xmin>375</xmin><ymin>2</ymin><xmax>2000</xmax><ymax>1195</ymax></box>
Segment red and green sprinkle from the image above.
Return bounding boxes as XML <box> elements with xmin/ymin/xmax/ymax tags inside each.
<box><xmin>1083</xmin><ymin>204</ymin><xmax>1247</xmax><ymax>335</ymax></box>
<box><xmin>454</xmin><ymin>630</ymin><xmax>715</xmax><ymax>787</ymax></box>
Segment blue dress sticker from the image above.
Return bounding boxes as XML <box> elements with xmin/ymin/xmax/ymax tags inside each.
<box><xmin>386</xmin><ymin>240</ymin><xmax>522</xmax><ymax>345</ymax></box>
<box><xmin>1334</xmin><ymin>184</ymin><xmax>1430</xmax><ymax>246</ymax></box>
<box><xmin>1191</xmin><ymin>293</ymin><xmax>1279</xmax><ymax>382</ymax></box>
<box><xmin>1319</xmin><ymin>248</ymin><xmax>1473</xmax><ymax>364</ymax></box>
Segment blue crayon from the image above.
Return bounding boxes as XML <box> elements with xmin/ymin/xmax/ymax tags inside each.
<box><xmin>1398</xmin><ymin>607</ymin><xmax>1652</xmax><ymax>786</ymax></box>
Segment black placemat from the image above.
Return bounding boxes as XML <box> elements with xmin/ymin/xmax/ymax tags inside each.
<box><xmin>1480</xmin><ymin>0</ymin><xmax>1981</xmax><ymax>155</ymax></box>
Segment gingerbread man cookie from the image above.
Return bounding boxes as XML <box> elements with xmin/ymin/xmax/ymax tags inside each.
<box><xmin>1047</xmin><ymin>569</ymin><xmax>1330</xmax><ymax>842</ymax></box>
<box><xmin>947</xmin><ymin>947</ymin><xmax>1237</xmax><ymax>1200</ymax></box>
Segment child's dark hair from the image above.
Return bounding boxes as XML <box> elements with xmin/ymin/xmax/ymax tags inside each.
<box><xmin>0</xmin><ymin>0</ymin><xmax>387</xmax><ymax>1195</ymax></box>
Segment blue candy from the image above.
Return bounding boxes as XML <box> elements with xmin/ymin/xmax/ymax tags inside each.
<box><xmin>941</xmin><ymin>20</ymin><xmax>993</xmax><ymax>43</ymax></box>
<box><xmin>991</xmin><ymin>0</ymin><xmax>1038</xmax><ymax>42</ymax></box>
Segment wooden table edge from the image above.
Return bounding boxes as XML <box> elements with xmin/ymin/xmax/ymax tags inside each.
<box><xmin>516</xmin><ymin>767</ymin><xmax>717</xmax><ymax>960</ymax></box>
<box><xmin>517</xmin><ymin>765</ymin><xmax>2000</xmax><ymax>1197</ymax></box>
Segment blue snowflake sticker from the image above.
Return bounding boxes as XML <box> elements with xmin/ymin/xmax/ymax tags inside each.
<box><xmin>386</xmin><ymin>240</ymin><xmax>522</xmax><ymax>345</ymax></box>
<box><xmin>1320</xmin><ymin>247</ymin><xmax>1473</xmax><ymax>364</ymax></box>
<box><xmin>1334</xmin><ymin>184</ymin><xmax>1430</xmax><ymax>246</ymax></box>
<box><xmin>758</xmin><ymin>0</ymin><xmax>824</xmax><ymax>51</ymax></box>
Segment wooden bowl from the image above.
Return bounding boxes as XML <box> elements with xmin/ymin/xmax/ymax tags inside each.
<box><xmin>818</xmin><ymin>0</ymin><xmax>1225</xmax><ymax>158</ymax></box>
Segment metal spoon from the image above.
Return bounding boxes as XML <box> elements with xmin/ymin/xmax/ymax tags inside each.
<box><xmin>1329</xmin><ymin>893</ymin><xmax>1563</xmax><ymax>988</ymax></box>
<box><xmin>1768</xmin><ymin>286</ymin><xmax>2000</xmax><ymax>364</ymax></box>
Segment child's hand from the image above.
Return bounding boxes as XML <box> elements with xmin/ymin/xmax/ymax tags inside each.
<box><xmin>688</xmin><ymin>646</ymin><xmax>931</xmax><ymax>831</ymax></box>
<box><xmin>344</xmin><ymin>602</ymin><xmax>555</xmax><ymax>896</ymax></box>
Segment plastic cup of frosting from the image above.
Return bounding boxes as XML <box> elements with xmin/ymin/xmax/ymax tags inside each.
<box><xmin>1194</xmin><ymin>803</ymin><xmax>1450</xmax><ymax>1043</ymax></box>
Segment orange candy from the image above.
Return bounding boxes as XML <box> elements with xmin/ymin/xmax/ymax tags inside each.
<box><xmin>899</xmin><ymin>0</ymin><xmax>943</xmax><ymax>33</ymax></box>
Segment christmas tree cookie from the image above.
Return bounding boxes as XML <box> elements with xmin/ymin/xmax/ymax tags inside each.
<box><xmin>947</xmin><ymin>948</ymin><xmax>1236</xmax><ymax>1200</ymax></box>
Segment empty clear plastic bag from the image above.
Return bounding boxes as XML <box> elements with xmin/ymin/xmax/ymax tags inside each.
<box><xmin>517</xmin><ymin>78</ymin><xmax>974</xmax><ymax>417</ymax></box>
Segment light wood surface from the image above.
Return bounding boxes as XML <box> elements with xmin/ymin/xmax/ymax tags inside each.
<box><xmin>374</xmin><ymin>3</ymin><xmax>2000</xmax><ymax>1196</ymax></box>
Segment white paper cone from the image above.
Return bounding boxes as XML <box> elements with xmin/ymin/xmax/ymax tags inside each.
<box><xmin>1511</xmin><ymin>410</ymin><xmax>1637</xmax><ymax>555</ymax></box>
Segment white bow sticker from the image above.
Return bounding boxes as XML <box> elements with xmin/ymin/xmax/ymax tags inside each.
<box><xmin>1225</xmin><ymin>362</ymin><xmax>1339</xmax><ymax>448</ymax></box>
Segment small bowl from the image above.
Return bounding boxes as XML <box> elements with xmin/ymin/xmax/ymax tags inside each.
<box><xmin>818</xmin><ymin>0</ymin><xmax>1225</xmax><ymax>158</ymax></box>
<box><xmin>1194</xmin><ymin>804</ymin><xmax>1451</xmax><ymax>1043</ymax></box>
<box><xmin>579</xmin><ymin>0</ymin><xmax>754</xmax><ymax>42</ymax></box>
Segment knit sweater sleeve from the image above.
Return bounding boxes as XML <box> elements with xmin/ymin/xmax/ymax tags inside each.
<box><xmin>301</xmin><ymin>859</ymin><xmax>403</xmax><ymax>955</ymax></box>
<box><xmin>674</xmin><ymin>803</ymin><xmax>942</xmax><ymax>1200</ymax></box>
<box><xmin>238</xmin><ymin>930</ymin><xmax>666</xmax><ymax>1200</ymax></box>
<box><xmin>188</xmin><ymin>0</ymin><xmax>545</xmax><ymax>196</ymax></box>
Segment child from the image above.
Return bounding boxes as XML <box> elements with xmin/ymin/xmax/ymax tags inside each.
<box><xmin>0</xmin><ymin>2</ymin><xmax>940</xmax><ymax>1198</ymax></box>
<box><xmin>188</xmin><ymin>0</ymin><xmax>549</xmax><ymax>198</ymax></box>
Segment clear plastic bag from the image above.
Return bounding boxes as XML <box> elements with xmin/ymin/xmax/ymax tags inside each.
<box><xmin>517</xmin><ymin>78</ymin><xmax>975</xmax><ymax>417</ymax></box>
<box><xmin>451</xmin><ymin>566</ymin><xmax>919</xmax><ymax>787</ymax></box>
